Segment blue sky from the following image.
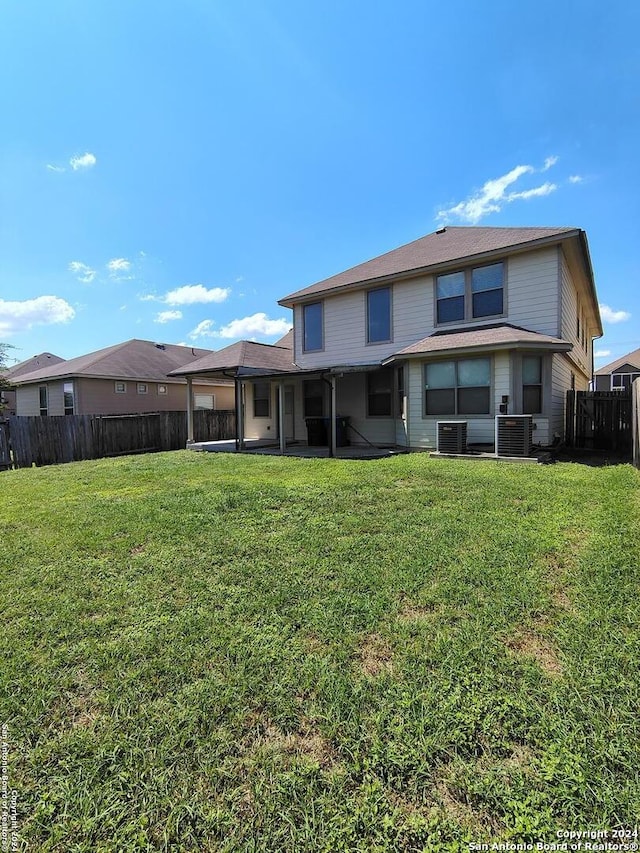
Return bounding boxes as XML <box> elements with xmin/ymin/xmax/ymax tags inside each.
<box><xmin>1</xmin><ymin>0</ymin><xmax>638</xmax><ymax>369</ymax></box>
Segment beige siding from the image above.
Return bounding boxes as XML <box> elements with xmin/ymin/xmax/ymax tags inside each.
<box><xmin>550</xmin><ymin>352</ymin><xmax>589</xmax><ymax>441</ymax></box>
<box><xmin>560</xmin><ymin>252</ymin><xmax>592</xmax><ymax>379</ymax></box>
<box><xmin>243</xmin><ymin>381</ymin><xmax>278</xmax><ymax>440</ymax></box>
<box><xmin>505</xmin><ymin>248</ymin><xmax>560</xmax><ymax>335</ymax></box>
<box><xmin>294</xmin><ymin>276</ymin><xmax>434</xmax><ymax>369</ymax></box>
<box><xmin>17</xmin><ymin>379</ymin><xmax>233</xmax><ymax>417</ymax></box>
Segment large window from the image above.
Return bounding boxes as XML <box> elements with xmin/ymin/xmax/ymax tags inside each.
<box><xmin>303</xmin><ymin>302</ymin><xmax>323</xmax><ymax>352</ymax></box>
<box><xmin>253</xmin><ymin>382</ymin><xmax>270</xmax><ymax>418</ymax></box>
<box><xmin>424</xmin><ymin>358</ymin><xmax>491</xmax><ymax>415</ymax></box>
<box><xmin>436</xmin><ymin>262</ymin><xmax>504</xmax><ymax>324</ymax></box>
<box><xmin>367</xmin><ymin>287</ymin><xmax>392</xmax><ymax>343</ymax></box>
<box><xmin>367</xmin><ymin>368</ymin><xmax>393</xmax><ymax>417</ymax></box>
<box><xmin>303</xmin><ymin>380</ymin><xmax>324</xmax><ymax>417</ymax></box>
<box><xmin>612</xmin><ymin>372</ymin><xmax>640</xmax><ymax>390</ymax></box>
<box><xmin>522</xmin><ymin>356</ymin><xmax>542</xmax><ymax>414</ymax></box>
<box><xmin>63</xmin><ymin>382</ymin><xmax>74</xmax><ymax>416</ymax></box>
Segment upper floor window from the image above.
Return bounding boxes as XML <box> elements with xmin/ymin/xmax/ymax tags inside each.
<box><xmin>424</xmin><ymin>358</ymin><xmax>491</xmax><ymax>415</ymax></box>
<box><xmin>253</xmin><ymin>382</ymin><xmax>270</xmax><ymax>418</ymax></box>
<box><xmin>303</xmin><ymin>302</ymin><xmax>323</xmax><ymax>352</ymax></box>
<box><xmin>436</xmin><ymin>262</ymin><xmax>504</xmax><ymax>324</ymax></box>
<box><xmin>367</xmin><ymin>287</ymin><xmax>392</xmax><ymax>344</ymax></box>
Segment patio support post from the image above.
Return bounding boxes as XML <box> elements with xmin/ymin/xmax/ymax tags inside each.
<box><xmin>236</xmin><ymin>379</ymin><xmax>245</xmax><ymax>452</ymax></box>
<box><xmin>186</xmin><ymin>376</ymin><xmax>195</xmax><ymax>445</ymax></box>
<box><xmin>329</xmin><ymin>374</ymin><xmax>337</xmax><ymax>458</ymax></box>
<box><xmin>278</xmin><ymin>381</ymin><xmax>286</xmax><ymax>455</ymax></box>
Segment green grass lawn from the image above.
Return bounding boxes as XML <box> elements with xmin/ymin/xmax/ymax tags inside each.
<box><xmin>1</xmin><ymin>451</ymin><xmax>639</xmax><ymax>852</ymax></box>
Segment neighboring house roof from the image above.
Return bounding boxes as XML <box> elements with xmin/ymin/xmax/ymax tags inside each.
<box><xmin>11</xmin><ymin>339</ymin><xmax>221</xmax><ymax>385</ymax></box>
<box><xmin>279</xmin><ymin>225</ymin><xmax>589</xmax><ymax>306</ymax></box>
<box><xmin>385</xmin><ymin>323</ymin><xmax>573</xmax><ymax>361</ymax></box>
<box><xmin>169</xmin><ymin>337</ymin><xmax>297</xmax><ymax>378</ymax></box>
<box><xmin>4</xmin><ymin>352</ymin><xmax>65</xmax><ymax>380</ymax></box>
<box><xmin>594</xmin><ymin>347</ymin><xmax>640</xmax><ymax>375</ymax></box>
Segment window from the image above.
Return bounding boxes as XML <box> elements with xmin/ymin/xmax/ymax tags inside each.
<box><xmin>303</xmin><ymin>379</ymin><xmax>324</xmax><ymax>417</ymax></box>
<box><xmin>436</xmin><ymin>263</ymin><xmax>504</xmax><ymax>324</ymax></box>
<box><xmin>303</xmin><ymin>302</ymin><xmax>323</xmax><ymax>352</ymax></box>
<box><xmin>39</xmin><ymin>386</ymin><xmax>48</xmax><ymax>417</ymax></box>
<box><xmin>522</xmin><ymin>356</ymin><xmax>542</xmax><ymax>414</ymax></box>
<box><xmin>63</xmin><ymin>382</ymin><xmax>74</xmax><ymax>416</ymax></box>
<box><xmin>612</xmin><ymin>373</ymin><xmax>640</xmax><ymax>391</ymax></box>
<box><xmin>157</xmin><ymin>384</ymin><xmax>167</xmax><ymax>395</ymax></box>
<box><xmin>195</xmin><ymin>394</ymin><xmax>215</xmax><ymax>410</ymax></box>
<box><xmin>137</xmin><ymin>383</ymin><xmax>148</xmax><ymax>394</ymax></box>
<box><xmin>115</xmin><ymin>381</ymin><xmax>126</xmax><ymax>394</ymax></box>
<box><xmin>367</xmin><ymin>368</ymin><xmax>393</xmax><ymax>417</ymax></box>
<box><xmin>253</xmin><ymin>382</ymin><xmax>270</xmax><ymax>418</ymax></box>
<box><xmin>424</xmin><ymin>358</ymin><xmax>491</xmax><ymax>415</ymax></box>
<box><xmin>367</xmin><ymin>287</ymin><xmax>392</xmax><ymax>343</ymax></box>
<box><xmin>396</xmin><ymin>365</ymin><xmax>405</xmax><ymax>417</ymax></box>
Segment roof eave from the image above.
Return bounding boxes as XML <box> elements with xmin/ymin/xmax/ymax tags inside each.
<box><xmin>383</xmin><ymin>340</ymin><xmax>573</xmax><ymax>363</ymax></box>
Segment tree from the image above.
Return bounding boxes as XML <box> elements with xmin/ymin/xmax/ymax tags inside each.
<box><xmin>0</xmin><ymin>343</ymin><xmax>15</xmax><ymax>390</ymax></box>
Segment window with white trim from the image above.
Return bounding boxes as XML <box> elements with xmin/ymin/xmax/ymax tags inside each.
<box><xmin>253</xmin><ymin>382</ymin><xmax>270</xmax><ymax>418</ymax></box>
<box><xmin>367</xmin><ymin>287</ymin><xmax>392</xmax><ymax>343</ymax></box>
<box><xmin>522</xmin><ymin>356</ymin><xmax>542</xmax><ymax>414</ymax></box>
<box><xmin>63</xmin><ymin>381</ymin><xmax>74</xmax><ymax>416</ymax></box>
<box><xmin>436</xmin><ymin>262</ymin><xmax>504</xmax><ymax>324</ymax></box>
<box><xmin>424</xmin><ymin>358</ymin><xmax>491</xmax><ymax>415</ymax></box>
<box><xmin>115</xmin><ymin>381</ymin><xmax>126</xmax><ymax>394</ymax></box>
<box><xmin>303</xmin><ymin>302</ymin><xmax>323</xmax><ymax>352</ymax></box>
<box><xmin>39</xmin><ymin>386</ymin><xmax>48</xmax><ymax>417</ymax></box>
<box><xmin>137</xmin><ymin>383</ymin><xmax>148</xmax><ymax>394</ymax></box>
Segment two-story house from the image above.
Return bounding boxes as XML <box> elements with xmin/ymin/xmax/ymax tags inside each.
<box><xmin>171</xmin><ymin>226</ymin><xmax>602</xmax><ymax>453</ymax></box>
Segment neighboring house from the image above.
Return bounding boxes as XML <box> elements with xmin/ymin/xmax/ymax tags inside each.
<box><xmin>171</xmin><ymin>226</ymin><xmax>602</xmax><ymax>452</ymax></box>
<box><xmin>594</xmin><ymin>347</ymin><xmax>640</xmax><ymax>391</ymax></box>
<box><xmin>1</xmin><ymin>352</ymin><xmax>66</xmax><ymax>417</ymax></box>
<box><xmin>11</xmin><ymin>339</ymin><xmax>234</xmax><ymax>416</ymax></box>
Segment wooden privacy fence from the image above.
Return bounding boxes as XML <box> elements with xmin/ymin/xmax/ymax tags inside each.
<box><xmin>0</xmin><ymin>420</ymin><xmax>11</xmax><ymax>470</ymax></box>
<box><xmin>7</xmin><ymin>410</ymin><xmax>235</xmax><ymax>469</ymax></box>
<box><xmin>633</xmin><ymin>380</ymin><xmax>639</xmax><ymax>469</ymax></box>
<box><xmin>565</xmin><ymin>390</ymin><xmax>632</xmax><ymax>455</ymax></box>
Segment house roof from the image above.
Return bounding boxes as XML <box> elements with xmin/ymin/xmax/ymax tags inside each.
<box><xmin>169</xmin><ymin>337</ymin><xmax>297</xmax><ymax>378</ymax></box>
<box><xmin>11</xmin><ymin>339</ymin><xmax>219</xmax><ymax>385</ymax></box>
<box><xmin>279</xmin><ymin>226</ymin><xmax>583</xmax><ymax>306</ymax></box>
<box><xmin>385</xmin><ymin>323</ymin><xmax>573</xmax><ymax>360</ymax></box>
<box><xmin>3</xmin><ymin>352</ymin><xmax>65</xmax><ymax>379</ymax></box>
<box><xmin>594</xmin><ymin>346</ymin><xmax>640</xmax><ymax>375</ymax></box>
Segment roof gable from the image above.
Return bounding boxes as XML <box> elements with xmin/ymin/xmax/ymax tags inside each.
<box><xmin>4</xmin><ymin>352</ymin><xmax>65</xmax><ymax>379</ymax></box>
<box><xmin>595</xmin><ymin>347</ymin><xmax>640</xmax><ymax>375</ymax></box>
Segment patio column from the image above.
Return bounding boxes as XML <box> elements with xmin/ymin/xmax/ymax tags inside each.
<box><xmin>186</xmin><ymin>376</ymin><xmax>194</xmax><ymax>445</ymax></box>
<box><xmin>329</xmin><ymin>374</ymin><xmax>337</xmax><ymax>457</ymax></box>
<box><xmin>235</xmin><ymin>378</ymin><xmax>245</xmax><ymax>452</ymax></box>
<box><xmin>278</xmin><ymin>381</ymin><xmax>286</xmax><ymax>455</ymax></box>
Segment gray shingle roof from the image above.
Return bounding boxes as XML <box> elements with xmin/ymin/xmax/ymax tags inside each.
<box><xmin>279</xmin><ymin>226</ymin><xmax>580</xmax><ymax>305</ymax></box>
<box><xmin>594</xmin><ymin>347</ymin><xmax>640</xmax><ymax>375</ymax></box>
<box><xmin>387</xmin><ymin>324</ymin><xmax>572</xmax><ymax>359</ymax></box>
<box><xmin>4</xmin><ymin>352</ymin><xmax>65</xmax><ymax>379</ymax></box>
<box><xmin>169</xmin><ymin>338</ymin><xmax>297</xmax><ymax>377</ymax></box>
<box><xmin>11</xmin><ymin>339</ymin><xmax>217</xmax><ymax>385</ymax></box>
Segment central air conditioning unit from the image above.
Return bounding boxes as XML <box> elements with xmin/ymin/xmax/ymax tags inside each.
<box><xmin>495</xmin><ymin>415</ymin><xmax>533</xmax><ymax>457</ymax></box>
<box><xmin>437</xmin><ymin>421</ymin><xmax>468</xmax><ymax>453</ymax></box>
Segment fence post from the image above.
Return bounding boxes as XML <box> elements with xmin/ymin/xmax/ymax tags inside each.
<box><xmin>633</xmin><ymin>379</ymin><xmax>639</xmax><ymax>469</ymax></box>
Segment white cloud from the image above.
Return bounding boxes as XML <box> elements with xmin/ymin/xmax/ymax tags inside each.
<box><xmin>139</xmin><ymin>293</ymin><xmax>158</xmax><ymax>302</ymax></box>
<box><xmin>70</xmin><ymin>152</ymin><xmax>97</xmax><ymax>171</ymax></box>
<box><xmin>155</xmin><ymin>310</ymin><xmax>183</xmax><ymax>324</ymax></box>
<box><xmin>68</xmin><ymin>261</ymin><xmax>97</xmax><ymax>284</ymax></box>
<box><xmin>594</xmin><ymin>349</ymin><xmax>611</xmax><ymax>358</ymax></box>
<box><xmin>164</xmin><ymin>284</ymin><xmax>231</xmax><ymax>306</ymax></box>
<box><xmin>46</xmin><ymin>164</ymin><xmax>65</xmax><ymax>173</ymax></box>
<box><xmin>599</xmin><ymin>304</ymin><xmax>631</xmax><ymax>324</ymax></box>
<box><xmin>569</xmin><ymin>175</ymin><xmax>583</xmax><ymax>184</ymax></box>
<box><xmin>436</xmin><ymin>157</ymin><xmax>561</xmax><ymax>224</ymax></box>
<box><xmin>190</xmin><ymin>312</ymin><xmax>292</xmax><ymax>341</ymax></box>
<box><xmin>0</xmin><ymin>296</ymin><xmax>75</xmax><ymax>336</ymax></box>
<box><xmin>189</xmin><ymin>320</ymin><xmax>215</xmax><ymax>339</ymax></box>
<box><xmin>107</xmin><ymin>258</ymin><xmax>131</xmax><ymax>273</ymax></box>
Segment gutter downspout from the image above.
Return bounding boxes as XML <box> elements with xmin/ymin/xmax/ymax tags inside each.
<box><xmin>186</xmin><ymin>377</ymin><xmax>194</xmax><ymax>445</ymax></box>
